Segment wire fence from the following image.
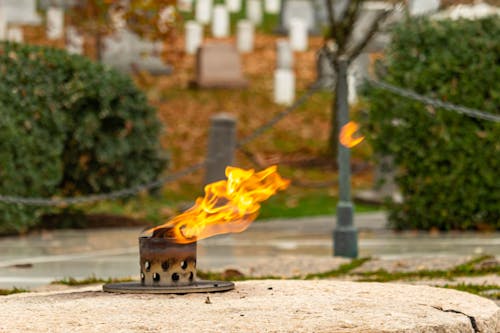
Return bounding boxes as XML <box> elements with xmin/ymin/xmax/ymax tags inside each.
<box><xmin>0</xmin><ymin>75</ymin><xmax>498</xmax><ymax>206</ymax></box>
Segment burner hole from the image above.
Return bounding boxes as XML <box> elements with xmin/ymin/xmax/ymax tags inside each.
<box><xmin>213</xmin><ymin>283</ymin><xmax>219</xmax><ymax>287</ymax></box>
<box><xmin>153</xmin><ymin>273</ymin><xmax>160</xmax><ymax>282</ymax></box>
<box><xmin>189</xmin><ymin>272</ymin><xmax>194</xmax><ymax>281</ymax></box>
<box><xmin>144</xmin><ymin>260</ymin><xmax>151</xmax><ymax>272</ymax></box>
<box><xmin>161</xmin><ymin>261</ymin><xmax>169</xmax><ymax>271</ymax></box>
<box><xmin>140</xmin><ymin>272</ymin><xmax>145</xmax><ymax>281</ymax></box>
<box><xmin>171</xmin><ymin>273</ymin><xmax>180</xmax><ymax>282</ymax></box>
<box><xmin>180</xmin><ymin>260</ymin><xmax>188</xmax><ymax>269</ymax></box>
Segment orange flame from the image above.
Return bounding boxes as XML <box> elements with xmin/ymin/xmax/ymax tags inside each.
<box><xmin>340</xmin><ymin>121</ymin><xmax>365</xmax><ymax>148</ymax></box>
<box><xmin>142</xmin><ymin>166</ymin><xmax>289</xmax><ymax>243</ymax></box>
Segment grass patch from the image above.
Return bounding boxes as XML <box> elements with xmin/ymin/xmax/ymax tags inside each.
<box><xmin>51</xmin><ymin>275</ymin><xmax>134</xmax><ymax>286</ymax></box>
<box><xmin>305</xmin><ymin>257</ymin><xmax>372</xmax><ymax>279</ymax></box>
<box><xmin>441</xmin><ymin>283</ymin><xmax>500</xmax><ymax>300</ymax></box>
<box><xmin>0</xmin><ymin>287</ymin><xmax>29</xmax><ymax>296</ymax></box>
<box><xmin>357</xmin><ymin>255</ymin><xmax>499</xmax><ymax>282</ymax></box>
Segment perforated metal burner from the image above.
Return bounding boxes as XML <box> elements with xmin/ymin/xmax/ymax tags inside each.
<box><xmin>103</xmin><ymin>233</ymin><xmax>234</xmax><ymax>294</ymax></box>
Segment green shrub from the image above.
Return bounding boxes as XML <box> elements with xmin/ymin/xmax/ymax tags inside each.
<box><xmin>0</xmin><ymin>42</ymin><xmax>167</xmax><ymax>233</ymax></box>
<box><xmin>362</xmin><ymin>17</ymin><xmax>500</xmax><ymax>230</ymax></box>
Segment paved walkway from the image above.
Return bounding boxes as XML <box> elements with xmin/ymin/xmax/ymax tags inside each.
<box><xmin>0</xmin><ymin>212</ymin><xmax>499</xmax><ymax>289</ymax></box>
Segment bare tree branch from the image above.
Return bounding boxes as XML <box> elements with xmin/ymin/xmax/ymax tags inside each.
<box><xmin>337</xmin><ymin>0</ymin><xmax>363</xmax><ymax>55</ymax></box>
<box><xmin>325</xmin><ymin>0</ymin><xmax>337</xmax><ymax>40</ymax></box>
<box><xmin>347</xmin><ymin>8</ymin><xmax>393</xmax><ymax>63</ymax></box>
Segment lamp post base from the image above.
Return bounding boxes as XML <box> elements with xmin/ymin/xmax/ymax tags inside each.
<box><xmin>333</xmin><ymin>202</ymin><xmax>358</xmax><ymax>258</ymax></box>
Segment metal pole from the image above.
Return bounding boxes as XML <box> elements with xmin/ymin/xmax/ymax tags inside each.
<box><xmin>333</xmin><ymin>57</ymin><xmax>358</xmax><ymax>258</ymax></box>
<box><xmin>205</xmin><ymin>113</ymin><xmax>237</xmax><ymax>185</ymax></box>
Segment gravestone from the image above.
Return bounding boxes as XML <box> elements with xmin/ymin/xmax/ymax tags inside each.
<box><xmin>46</xmin><ymin>7</ymin><xmax>64</xmax><ymax>40</ymax></box>
<box><xmin>185</xmin><ymin>20</ymin><xmax>202</xmax><ymax>55</ymax></box>
<box><xmin>237</xmin><ymin>20</ymin><xmax>254</xmax><ymax>53</ymax></box>
<box><xmin>196</xmin><ymin>0</ymin><xmax>213</xmax><ymax>24</ymax></box>
<box><xmin>264</xmin><ymin>0</ymin><xmax>281</xmax><ymax>14</ymax></box>
<box><xmin>65</xmin><ymin>26</ymin><xmax>83</xmax><ymax>55</ymax></box>
<box><xmin>408</xmin><ymin>0</ymin><xmax>440</xmax><ymax>16</ymax></box>
<box><xmin>0</xmin><ymin>0</ymin><xmax>41</xmax><ymax>25</ymax></box>
<box><xmin>212</xmin><ymin>5</ymin><xmax>229</xmax><ymax>37</ymax></box>
<box><xmin>0</xmin><ymin>8</ymin><xmax>5</xmax><ymax>40</ymax></box>
<box><xmin>7</xmin><ymin>26</ymin><xmax>23</xmax><ymax>42</ymax></box>
<box><xmin>195</xmin><ymin>43</ymin><xmax>248</xmax><ymax>88</ymax></box>
<box><xmin>226</xmin><ymin>0</ymin><xmax>242</xmax><ymax>13</ymax></box>
<box><xmin>274</xmin><ymin>69</ymin><xmax>295</xmax><ymax>105</ymax></box>
<box><xmin>246</xmin><ymin>0</ymin><xmax>263</xmax><ymax>25</ymax></box>
<box><xmin>276</xmin><ymin>0</ymin><xmax>322</xmax><ymax>34</ymax></box>
<box><xmin>276</xmin><ymin>39</ymin><xmax>293</xmax><ymax>69</ymax></box>
<box><xmin>289</xmin><ymin>18</ymin><xmax>307</xmax><ymax>51</ymax></box>
<box><xmin>177</xmin><ymin>0</ymin><xmax>194</xmax><ymax>12</ymax></box>
<box><xmin>101</xmin><ymin>29</ymin><xmax>172</xmax><ymax>75</ymax></box>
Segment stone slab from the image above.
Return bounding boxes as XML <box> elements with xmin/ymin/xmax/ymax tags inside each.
<box><xmin>0</xmin><ymin>280</ymin><xmax>498</xmax><ymax>332</ymax></box>
<box><xmin>195</xmin><ymin>42</ymin><xmax>247</xmax><ymax>88</ymax></box>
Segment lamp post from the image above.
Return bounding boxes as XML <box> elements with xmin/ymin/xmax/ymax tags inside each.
<box><xmin>333</xmin><ymin>57</ymin><xmax>358</xmax><ymax>258</ymax></box>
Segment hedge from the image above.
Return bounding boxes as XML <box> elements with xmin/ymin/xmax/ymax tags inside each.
<box><xmin>0</xmin><ymin>42</ymin><xmax>167</xmax><ymax>233</ymax></box>
<box><xmin>362</xmin><ymin>17</ymin><xmax>500</xmax><ymax>230</ymax></box>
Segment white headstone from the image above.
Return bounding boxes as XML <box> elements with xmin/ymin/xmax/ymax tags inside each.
<box><xmin>246</xmin><ymin>0</ymin><xmax>263</xmax><ymax>25</ymax></box>
<box><xmin>282</xmin><ymin>0</ymin><xmax>316</xmax><ymax>33</ymax></box>
<box><xmin>408</xmin><ymin>0</ymin><xmax>440</xmax><ymax>16</ymax></box>
<box><xmin>66</xmin><ymin>26</ymin><xmax>84</xmax><ymax>55</ymax></box>
<box><xmin>0</xmin><ymin>8</ymin><xmax>6</xmax><ymax>40</ymax></box>
<box><xmin>276</xmin><ymin>39</ymin><xmax>293</xmax><ymax>69</ymax></box>
<box><xmin>225</xmin><ymin>0</ymin><xmax>242</xmax><ymax>13</ymax></box>
<box><xmin>274</xmin><ymin>69</ymin><xmax>295</xmax><ymax>105</ymax></box>
<box><xmin>196</xmin><ymin>0</ymin><xmax>213</xmax><ymax>24</ymax></box>
<box><xmin>237</xmin><ymin>20</ymin><xmax>254</xmax><ymax>53</ymax></box>
<box><xmin>289</xmin><ymin>18</ymin><xmax>307</xmax><ymax>51</ymax></box>
<box><xmin>177</xmin><ymin>0</ymin><xmax>193</xmax><ymax>12</ymax></box>
<box><xmin>7</xmin><ymin>27</ymin><xmax>23</xmax><ymax>43</ymax></box>
<box><xmin>46</xmin><ymin>7</ymin><xmax>64</xmax><ymax>40</ymax></box>
<box><xmin>264</xmin><ymin>0</ymin><xmax>280</xmax><ymax>14</ymax></box>
<box><xmin>185</xmin><ymin>20</ymin><xmax>202</xmax><ymax>55</ymax></box>
<box><xmin>0</xmin><ymin>0</ymin><xmax>40</xmax><ymax>25</ymax></box>
<box><xmin>212</xmin><ymin>5</ymin><xmax>229</xmax><ymax>37</ymax></box>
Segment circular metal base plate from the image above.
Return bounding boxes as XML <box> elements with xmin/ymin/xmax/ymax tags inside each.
<box><xmin>103</xmin><ymin>280</ymin><xmax>234</xmax><ymax>294</ymax></box>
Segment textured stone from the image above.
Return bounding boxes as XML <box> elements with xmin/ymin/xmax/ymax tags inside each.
<box><xmin>0</xmin><ymin>280</ymin><xmax>498</xmax><ymax>332</ymax></box>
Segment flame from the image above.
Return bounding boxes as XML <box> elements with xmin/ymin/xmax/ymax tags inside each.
<box><xmin>142</xmin><ymin>166</ymin><xmax>289</xmax><ymax>243</ymax></box>
<box><xmin>339</xmin><ymin>121</ymin><xmax>365</xmax><ymax>148</ymax></box>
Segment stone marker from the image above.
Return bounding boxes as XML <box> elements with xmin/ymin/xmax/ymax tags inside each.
<box><xmin>276</xmin><ymin>39</ymin><xmax>293</xmax><ymax>69</ymax></box>
<box><xmin>195</xmin><ymin>43</ymin><xmax>248</xmax><ymax>88</ymax></box>
<box><xmin>0</xmin><ymin>7</ymin><xmax>5</xmax><ymax>40</ymax></box>
<box><xmin>177</xmin><ymin>0</ymin><xmax>193</xmax><ymax>12</ymax></box>
<box><xmin>195</xmin><ymin>0</ymin><xmax>213</xmax><ymax>24</ymax></box>
<box><xmin>101</xmin><ymin>29</ymin><xmax>172</xmax><ymax>75</ymax></box>
<box><xmin>211</xmin><ymin>5</ymin><xmax>229</xmax><ymax>38</ymax></box>
<box><xmin>6</xmin><ymin>27</ymin><xmax>23</xmax><ymax>43</ymax></box>
<box><xmin>237</xmin><ymin>20</ymin><xmax>254</xmax><ymax>53</ymax></box>
<box><xmin>0</xmin><ymin>0</ymin><xmax>41</xmax><ymax>25</ymax></box>
<box><xmin>225</xmin><ymin>0</ymin><xmax>242</xmax><ymax>13</ymax></box>
<box><xmin>409</xmin><ymin>0</ymin><xmax>440</xmax><ymax>16</ymax></box>
<box><xmin>185</xmin><ymin>20</ymin><xmax>202</xmax><ymax>55</ymax></box>
<box><xmin>264</xmin><ymin>0</ymin><xmax>281</xmax><ymax>14</ymax></box>
<box><xmin>289</xmin><ymin>18</ymin><xmax>307</xmax><ymax>51</ymax></box>
<box><xmin>46</xmin><ymin>7</ymin><xmax>64</xmax><ymax>40</ymax></box>
<box><xmin>274</xmin><ymin>68</ymin><xmax>295</xmax><ymax>105</ymax></box>
<box><xmin>246</xmin><ymin>0</ymin><xmax>263</xmax><ymax>25</ymax></box>
<box><xmin>65</xmin><ymin>26</ymin><xmax>83</xmax><ymax>55</ymax></box>
<box><xmin>279</xmin><ymin>0</ymin><xmax>318</xmax><ymax>34</ymax></box>
<box><xmin>2</xmin><ymin>281</ymin><xmax>498</xmax><ymax>332</ymax></box>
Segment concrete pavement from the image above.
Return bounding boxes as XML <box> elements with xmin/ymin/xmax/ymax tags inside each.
<box><xmin>1</xmin><ymin>212</ymin><xmax>499</xmax><ymax>289</ymax></box>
